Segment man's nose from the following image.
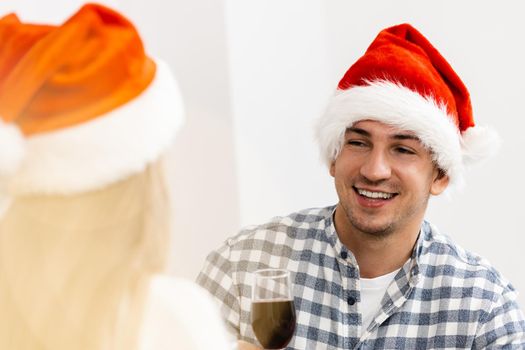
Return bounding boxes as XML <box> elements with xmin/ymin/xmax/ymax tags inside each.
<box><xmin>359</xmin><ymin>149</ymin><xmax>392</xmax><ymax>182</ymax></box>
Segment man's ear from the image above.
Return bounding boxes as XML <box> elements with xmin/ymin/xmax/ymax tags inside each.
<box><xmin>430</xmin><ymin>168</ymin><xmax>449</xmax><ymax>195</ymax></box>
<box><xmin>329</xmin><ymin>161</ymin><xmax>335</xmax><ymax>177</ymax></box>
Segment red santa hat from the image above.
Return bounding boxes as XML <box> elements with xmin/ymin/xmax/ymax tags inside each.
<box><xmin>0</xmin><ymin>3</ymin><xmax>183</xmax><ymax>195</ymax></box>
<box><xmin>316</xmin><ymin>23</ymin><xmax>499</xmax><ymax>189</ymax></box>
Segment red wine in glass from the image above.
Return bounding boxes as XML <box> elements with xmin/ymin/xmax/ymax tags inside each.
<box><xmin>251</xmin><ymin>269</ymin><xmax>296</xmax><ymax>349</ymax></box>
<box><xmin>251</xmin><ymin>299</ymin><xmax>296</xmax><ymax>349</ymax></box>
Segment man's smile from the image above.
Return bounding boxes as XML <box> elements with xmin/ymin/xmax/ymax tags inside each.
<box><xmin>353</xmin><ymin>186</ymin><xmax>398</xmax><ymax>200</ymax></box>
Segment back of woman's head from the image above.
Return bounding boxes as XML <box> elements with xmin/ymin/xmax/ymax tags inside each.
<box><xmin>0</xmin><ymin>4</ymin><xmax>184</xmax><ymax>349</ymax></box>
<box><xmin>0</xmin><ymin>160</ymin><xmax>171</xmax><ymax>350</ymax></box>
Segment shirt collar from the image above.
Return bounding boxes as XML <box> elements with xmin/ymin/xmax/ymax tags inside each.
<box><xmin>324</xmin><ymin>205</ymin><xmax>359</xmax><ymax>265</ymax></box>
<box><xmin>323</xmin><ymin>204</ymin><xmax>428</xmax><ymax>286</ymax></box>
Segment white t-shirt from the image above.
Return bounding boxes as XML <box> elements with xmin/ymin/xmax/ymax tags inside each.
<box><xmin>139</xmin><ymin>275</ymin><xmax>234</xmax><ymax>350</ymax></box>
<box><xmin>360</xmin><ymin>268</ymin><xmax>401</xmax><ymax>334</ymax></box>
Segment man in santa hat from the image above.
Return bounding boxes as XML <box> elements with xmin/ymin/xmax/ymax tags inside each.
<box><xmin>199</xmin><ymin>23</ymin><xmax>525</xmax><ymax>349</ymax></box>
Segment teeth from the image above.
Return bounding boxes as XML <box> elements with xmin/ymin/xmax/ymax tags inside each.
<box><xmin>357</xmin><ymin>189</ymin><xmax>394</xmax><ymax>199</ymax></box>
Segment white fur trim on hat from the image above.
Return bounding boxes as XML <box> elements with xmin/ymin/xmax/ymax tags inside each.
<box><xmin>6</xmin><ymin>59</ymin><xmax>184</xmax><ymax>195</ymax></box>
<box><xmin>316</xmin><ymin>80</ymin><xmax>498</xmax><ymax>190</ymax></box>
<box><xmin>0</xmin><ymin>120</ymin><xmax>25</xmax><ymax>178</ymax></box>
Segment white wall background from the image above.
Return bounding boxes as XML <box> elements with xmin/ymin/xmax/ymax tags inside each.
<box><xmin>2</xmin><ymin>1</ymin><xmax>524</xmax><ymax>308</ymax></box>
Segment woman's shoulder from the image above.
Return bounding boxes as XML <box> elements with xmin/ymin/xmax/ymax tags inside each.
<box><xmin>139</xmin><ymin>274</ymin><xmax>233</xmax><ymax>350</ymax></box>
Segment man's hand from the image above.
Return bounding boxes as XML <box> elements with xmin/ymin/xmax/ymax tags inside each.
<box><xmin>237</xmin><ymin>340</ymin><xmax>263</xmax><ymax>350</ymax></box>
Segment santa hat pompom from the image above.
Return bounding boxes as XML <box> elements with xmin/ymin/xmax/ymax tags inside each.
<box><xmin>461</xmin><ymin>125</ymin><xmax>501</xmax><ymax>165</ymax></box>
<box><xmin>0</xmin><ymin>120</ymin><xmax>25</xmax><ymax>178</ymax></box>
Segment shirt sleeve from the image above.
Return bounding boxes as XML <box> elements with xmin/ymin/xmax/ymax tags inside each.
<box><xmin>472</xmin><ymin>285</ymin><xmax>525</xmax><ymax>349</ymax></box>
<box><xmin>196</xmin><ymin>242</ymin><xmax>242</xmax><ymax>338</ymax></box>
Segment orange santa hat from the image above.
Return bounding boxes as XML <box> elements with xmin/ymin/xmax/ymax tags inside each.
<box><xmin>0</xmin><ymin>3</ymin><xmax>183</xmax><ymax>194</ymax></box>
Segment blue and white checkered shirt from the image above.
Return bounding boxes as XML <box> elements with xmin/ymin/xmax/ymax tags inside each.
<box><xmin>197</xmin><ymin>206</ymin><xmax>525</xmax><ymax>349</ymax></box>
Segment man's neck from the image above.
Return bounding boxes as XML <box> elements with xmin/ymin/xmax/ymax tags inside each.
<box><xmin>333</xmin><ymin>206</ymin><xmax>421</xmax><ymax>279</ymax></box>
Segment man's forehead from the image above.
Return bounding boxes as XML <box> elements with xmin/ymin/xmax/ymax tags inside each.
<box><xmin>345</xmin><ymin>120</ymin><xmax>419</xmax><ymax>139</ymax></box>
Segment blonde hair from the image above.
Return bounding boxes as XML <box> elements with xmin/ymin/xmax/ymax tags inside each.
<box><xmin>0</xmin><ymin>160</ymin><xmax>170</xmax><ymax>350</ymax></box>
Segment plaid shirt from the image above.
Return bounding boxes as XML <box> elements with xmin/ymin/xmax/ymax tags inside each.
<box><xmin>197</xmin><ymin>206</ymin><xmax>525</xmax><ymax>349</ymax></box>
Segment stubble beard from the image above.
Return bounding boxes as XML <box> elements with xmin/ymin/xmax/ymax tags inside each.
<box><xmin>342</xmin><ymin>202</ymin><xmax>397</xmax><ymax>239</ymax></box>
<box><xmin>340</xmin><ymin>192</ymin><xmax>431</xmax><ymax>240</ymax></box>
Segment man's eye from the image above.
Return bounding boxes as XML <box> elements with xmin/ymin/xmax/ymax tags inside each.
<box><xmin>395</xmin><ymin>147</ymin><xmax>416</xmax><ymax>155</ymax></box>
<box><xmin>347</xmin><ymin>140</ymin><xmax>366</xmax><ymax>147</ymax></box>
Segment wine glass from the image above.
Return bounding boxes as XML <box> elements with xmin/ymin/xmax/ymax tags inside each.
<box><xmin>251</xmin><ymin>268</ymin><xmax>296</xmax><ymax>349</ymax></box>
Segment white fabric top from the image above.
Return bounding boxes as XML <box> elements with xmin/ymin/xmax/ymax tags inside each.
<box><xmin>360</xmin><ymin>267</ymin><xmax>401</xmax><ymax>334</ymax></box>
<box><xmin>139</xmin><ymin>275</ymin><xmax>234</xmax><ymax>350</ymax></box>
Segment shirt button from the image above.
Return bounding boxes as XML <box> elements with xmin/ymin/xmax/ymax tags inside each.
<box><xmin>347</xmin><ymin>296</ymin><xmax>356</xmax><ymax>305</ymax></box>
<box><xmin>340</xmin><ymin>251</ymin><xmax>348</xmax><ymax>259</ymax></box>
